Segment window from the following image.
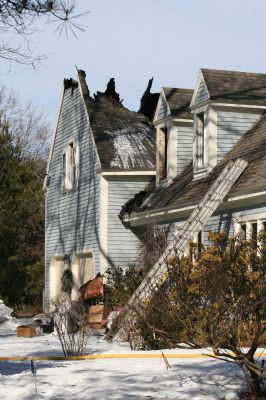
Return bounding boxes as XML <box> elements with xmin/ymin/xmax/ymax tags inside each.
<box><xmin>157</xmin><ymin>127</ymin><xmax>168</xmax><ymax>180</ymax></box>
<box><xmin>62</xmin><ymin>141</ymin><xmax>79</xmax><ymax>190</ymax></box>
<box><xmin>236</xmin><ymin>220</ymin><xmax>266</xmax><ymax>246</ymax></box>
<box><xmin>240</xmin><ymin>223</ymin><xmax>247</xmax><ymax>240</ymax></box>
<box><xmin>196</xmin><ymin>112</ymin><xmax>204</xmax><ymax>169</ymax></box>
<box><xmin>189</xmin><ymin>230</ymin><xmax>203</xmax><ymax>262</ymax></box>
<box><xmin>197</xmin><ymin>230</ymin><xmax>202</xmax><ymax>254</ymax></box>
<box><xmin>251</xmin><ymin>223</ymin><xmax>258</xmax><ymax>248</ymax></box>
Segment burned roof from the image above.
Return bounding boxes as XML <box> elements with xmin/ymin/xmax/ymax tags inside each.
<box><xmin>139</xmin><ymin>78</ymin><xmax>160</xmax><ymax>121</ymax></box>
<box><xmin>121</xmin><ymin>112</ymin><xmax>266</xmax><ymax>217</ymax></box>
<box><xmin>163</xmin><ymin>88</ymin><xmax>193</xmax><ymax>119</ymax></box>
<box><xmin>77</xmin><ymin>71</ymin><xmax>156</xmax><ymax>171</ymax></box>
<box><xmin>202</xmin><ymin>68</ymin><xmax>266</xmax><ymax>106</ymax></box>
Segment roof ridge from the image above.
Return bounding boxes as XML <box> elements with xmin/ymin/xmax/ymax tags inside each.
<box><xmin>201</xmin><ymin>68</ymin><xmax>266</xmax><ymax>77</ymax></box>
<box><xmin>163</xmin><ymin>87</ymin><xmax>193</xmax><ymax>92</ymax></box>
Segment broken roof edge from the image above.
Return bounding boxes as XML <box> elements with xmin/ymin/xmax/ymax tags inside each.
<box><xmin>76</xmin><ymin>68</ymin><xmax>156</xmax><ymax>171</ymax></box>
<box><xmin>122</xmin><ymin>185</ymin><xmax>266</xmax><ymax>226</ymax></box>
<box><xmin>76</xmin><ymin>68</ymin><xmax>102</xmax><ymax>168</ymax></box>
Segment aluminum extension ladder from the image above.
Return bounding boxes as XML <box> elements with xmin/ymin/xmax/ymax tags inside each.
<box><xmin>114</xmin><ymin>158</ymin><xmax>248</xmax><ymax>341</ymax></box>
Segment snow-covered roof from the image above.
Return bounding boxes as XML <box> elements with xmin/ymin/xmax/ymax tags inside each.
<box><xmin>78</xmin><ymin>71</ymin><xmax>156</xmax><ymax>171</ymax></box>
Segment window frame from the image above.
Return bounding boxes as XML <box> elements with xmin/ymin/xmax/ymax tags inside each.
<box><xmin>62</xmin><ymin>140</ymin><xmax>79</xmax><ymax>192</ymax></box>
<box><xmin>235</xmin><ymin>218</ymin><xmax>266</xmax><ymax>249</ymax></box>
<box><xmin>195</xmin><ymin>112</ymin><xmax>205</xmax><ymax>170</ymax></box>
<box><xmin>157</xmin><ymin>126</ymin><xmax>168</xmax><ymax>182</ymax></box>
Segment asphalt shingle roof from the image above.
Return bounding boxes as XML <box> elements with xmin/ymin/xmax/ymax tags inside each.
<box><xmin>163</xmin><ymin>88</ymin><xmax>193</xmax><ymax>119</ymax></box>
<box><xmin>202</xmin><ymin>68</ymin><xmax>266</xmax><ymax>106</ymax></box>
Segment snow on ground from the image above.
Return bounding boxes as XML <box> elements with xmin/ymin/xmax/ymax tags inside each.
<box><xmin>0</xmin><ymin>331</ymin><xmax>247</xmax><ymax>400</ymax></box>
<box><xmin>0</xmin><ymin>299</ymin><xmax>18</xmax><ymax>335</ymax></box>
<box><xmin>0</xmin><ymin>299</ymin><xmax>249</xmax><ymax>399</ymax></box>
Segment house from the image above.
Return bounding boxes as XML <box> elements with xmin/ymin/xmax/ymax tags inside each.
<box><xmin>45</xmin><ymin>66</ymin><xmax>266</xmax><ymax>312</ymax></box>
<box><xmin>111</xmin><ymin>68</ymin><xmax>266</xmax><ymax>334</ymax></box>
<box><xmin>121</xmin><ymin>68</ymin><xmax>266</xmax><ymax>254</ymax></box>
<box><xmin>44</xmin><ymin>70</ymin><xmax>160</xmax><ymax>307</ymax></box>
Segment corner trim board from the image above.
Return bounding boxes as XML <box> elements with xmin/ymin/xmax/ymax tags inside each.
<box><xmin>99</xmin><ymin>176</ymin><xmax>108</xmax><ymax>274</ymax></box>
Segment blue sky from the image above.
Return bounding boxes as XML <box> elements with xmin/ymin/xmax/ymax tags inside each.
<box><xmin>1</xmin><ymin>0</ymin><xmax>266</xmax><ymax>125</ymax></box>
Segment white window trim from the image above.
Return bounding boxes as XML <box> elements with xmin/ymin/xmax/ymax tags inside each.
<box><xmin>156</xmin><ymin>125</ymin><xmax>168</xmax><ymax>183</ymax></box>
<box><xmin>62</xmin><ymin>140</ymin><xmax>79</xmax><ymax>191</ymax></box>
<box><xmin>234</xmin><ymin>217</ymin><xmax>266</xmax><ymax>240</ymax></box>
<box><xmin>192</xmin><ymin>105</ymin><xmax>218</xmax><ymax>179</ymax></box>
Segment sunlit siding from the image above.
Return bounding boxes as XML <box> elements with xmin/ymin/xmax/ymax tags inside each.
<box><xmin>177</xmin><ymin>125</ymin><xmax>194</xmax><ymax>173</ymax></box>
<box><xmin>107</xmin><ymin>179</ymin><xmax>151</xmax><ymax>269</ymax></box>
<box><xmin>217</xmin><ymin>112</ymin><xmax>261</xmax><ymax>161</ymax></box>
<box><xmin>147</xmin><ymin>205</ymin><xmax>266</xmax><ymax>251</ymax></box>
<box><xmin>45</xmin><ymin>85</ymin><xmax>101</xmax><ymax>305</ymax></box>
<box><xmin>202</xmin><ymin>204</ymin><xmax>266</xmax><ymax>246</ymax></box>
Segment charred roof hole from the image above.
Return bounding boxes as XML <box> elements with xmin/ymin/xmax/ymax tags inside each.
<box><xmin>105</xmin><ymin>78</ymin><xmax>121</xmax><ymax>103</ymax></box>
<box><xmin>64</xmin><ymin>78</ymin><xmax>78</xmax><ymax>93</ymax></box>
<box><xmin>139</xmin><ymin>77</ymin><xmax>160</xmax><ymax>121</ymax></box>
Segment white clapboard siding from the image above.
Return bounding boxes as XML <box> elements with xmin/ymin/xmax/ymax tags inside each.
<box><xmin>107</xmin><ymin>180</ymin><xmax>150</xmax><ymax>268</ymax></box>
<box><xmin>217</xmin><ymin>112</ymin><xmax>261</xmax><ymax>161</ymax></box>
<box><xmin>45</xmin><ymin>86</ymin><xmax>101</xmax><ymax>304</ymax></box>
<box><xmin>201</xmin><ymin>204</ymin><xmax>266</xmax><ymax>247</ymax></box>
<box><xmin>177</xmin><ymin>125</ymin><xmax>194</xmax><ymax>173</ymax></box>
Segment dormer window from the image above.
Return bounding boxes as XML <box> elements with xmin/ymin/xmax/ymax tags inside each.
<box><xmin>62</xmin><ymin>141</ymin><xmax>79</xmax><ymax>190</ymax></box>
<box><xmin>157</xmin><ymin>127</ymin><xmax>168</xmax><ymax>181</ymax></box>
<box><xmin>196</xmin><ymin>112</ymin><xmax>204</xmax><ymax>169</ymax></box>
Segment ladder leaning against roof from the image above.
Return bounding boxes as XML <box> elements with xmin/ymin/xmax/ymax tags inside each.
<box><xmin>113</xmin><ymin>158</ymin><xmax>248</xmax><ymax>342</ymax></box>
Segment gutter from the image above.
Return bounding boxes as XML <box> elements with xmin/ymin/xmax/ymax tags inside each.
<box><xmin>123</xmin><ymin>189</ymin><xmax>266</xmax><ymax>226</ymax></box>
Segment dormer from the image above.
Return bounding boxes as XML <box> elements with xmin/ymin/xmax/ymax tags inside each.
<box><xmin>153</xmin><ymin>87</ymin><xmax>193</xmax><ymax>185</ymax></box>
<box><xmin>190</xmin><ymin>68</ymin><xmax>266</xmax><ymax>179</ymax></box>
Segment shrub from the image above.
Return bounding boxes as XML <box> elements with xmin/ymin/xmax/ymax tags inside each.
<box><xmin>51</xmin><ymin>296</ymin><xmax>90</xmax><ymax>357</ymax></box>
<box><xmin>132</xmin><ymin>231</ymin><xmax>266</xmax><ymax>396</ymax></box>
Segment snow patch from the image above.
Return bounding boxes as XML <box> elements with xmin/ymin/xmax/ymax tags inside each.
<box><xmin>0</xmin><ymin>299</ymin><xmax>18</xmax><ymax>335</ymax></box>
<box><xmin>106</xmin><ymin>123</ymin><xmax>155</xmax><ymax>169</ymax></box>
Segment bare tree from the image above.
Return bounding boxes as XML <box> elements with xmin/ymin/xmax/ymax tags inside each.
<box><xmin>51</xmin><ymin>295</ymin><xmax>90</xmax><ymax>357</ymax></box>
<box><xmin>0</xmin><ymin>0</ymin><xmax>89</xmax><ymax>70</ymax></box>
<box><xmin>0</xmin><ymin>85</ymin><xmax>50</xmax><ymax>159</ymax></box>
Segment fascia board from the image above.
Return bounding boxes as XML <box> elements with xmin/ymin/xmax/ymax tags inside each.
<box><xmin>211</xmin><ymin>102</ymin><xmax>266</xmax><ymax>111</ymax></box>
<box><xmin>123</xmin><ymin>204</ymin><xmax>196</xmax><ymax>225</ymax></box>
<box><xmin>76</xmin><ymin>71</ymin><xmax>102</xmax><ymax>169</ymax></box>
<box><xmin>124</xmin><ymin>190</ymin><xmax>266</xmax><ymax>226</ymax></box>
<box><xmin>98</xmin><ymin>170</ymin><xmax>156</xmax><ymax>176</ymax></box>
<box><xmin>43</xmin><ymin>84</ymin><xmax>65</xmax><ymax>190</ymax></box>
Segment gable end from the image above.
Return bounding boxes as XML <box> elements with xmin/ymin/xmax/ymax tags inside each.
<box><xmin>190</xmin><ymin>70</ymin><xmax>210</xmax><ymax>109</ymax></box>
<box><xmin>153</xmin><ymin>90</ymin><xmax>170</xmax><ymax>123</ymax></box>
